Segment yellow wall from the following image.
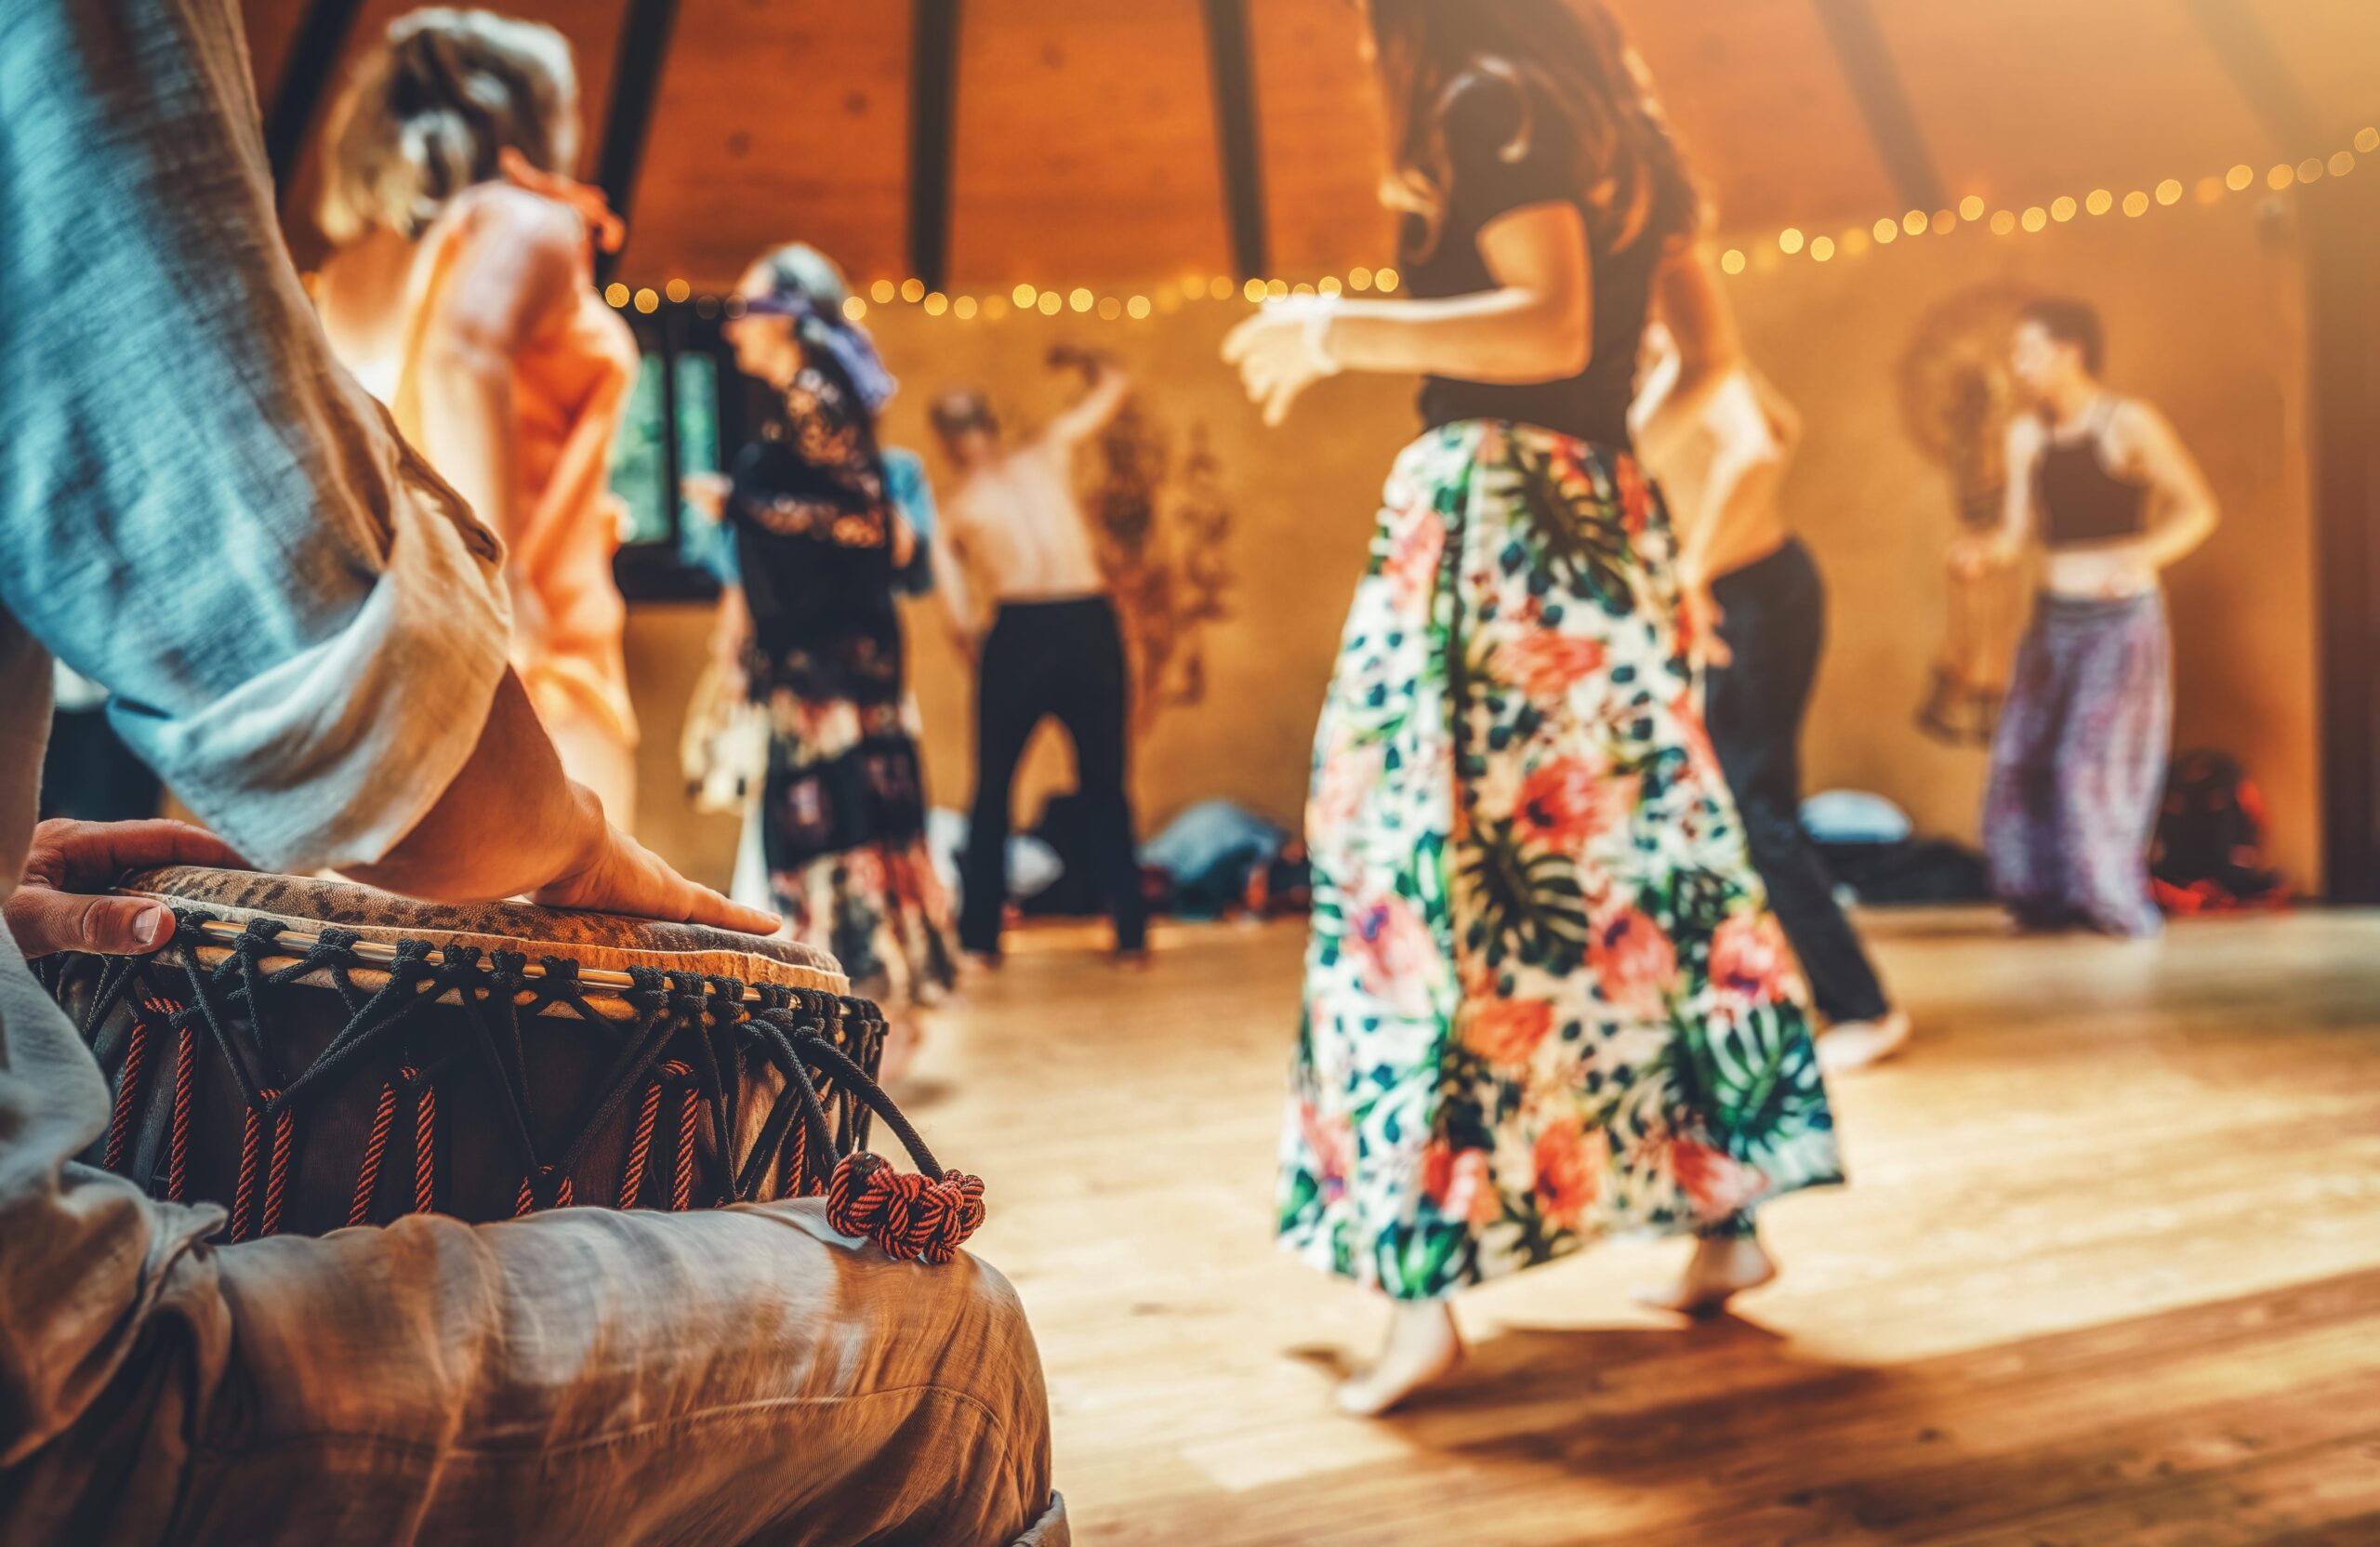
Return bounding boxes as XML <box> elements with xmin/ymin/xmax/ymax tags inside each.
<box><xmin>628</xmin><ymin>195</ymin><xmax>2320</xmax><ymax>897</ymax></box>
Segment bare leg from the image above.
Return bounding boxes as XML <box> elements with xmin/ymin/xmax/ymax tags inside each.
<box><xmin>1818</xmin><ymin>1009</ymin><xmax>1913</xmax><ymax>1073</ymax></box>
<box><xmin>1337</xmin><ymin>1299</ymin><xmax>1465</xmax><ymax>1416</ymax></box>
<box><xmin>1633</xmin><ymin>1225</ymin><xmax>1779</xmax><ymax>1318</ymax></box>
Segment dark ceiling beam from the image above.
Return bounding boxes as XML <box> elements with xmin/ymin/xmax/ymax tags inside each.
<box><xmin>593</xmin><ymin>0</ymin><xmax>683</xmax><ymax>283</ymax></box>
<box><xmin>1200</xmin><ymin>0</ymin><xmax>1270</xmax><ymax>283</ymax></box>
<box><xmin>2176</xmin><ymin>0</ymin><xmax>2323</xmax><ymax>151</ymax></box>
<box><xmin>909</xmin><ymin>0</ymin><xmax>963</xmax><ymax>291</ymax></box>
<box><xmin>262</xmin><ymin>0</ymin><xmax>370</xmax><ymax>192</ymax></box>
<box><xmin>1809</xmin><ymin>0</ymin><xmax>1945</xmax><ymax>214</ymax></box>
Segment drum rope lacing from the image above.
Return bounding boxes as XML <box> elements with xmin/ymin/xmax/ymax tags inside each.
<box><xmin>63</xmin><ymin>910</ymin><xmax>985</xmax><ymax>1263</ymax></box>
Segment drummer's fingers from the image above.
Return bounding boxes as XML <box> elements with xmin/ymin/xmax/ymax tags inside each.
<box><xmin>3</xmin><ymin>886</ymin><xmax>177</xmax><ymax>960</ymax></box>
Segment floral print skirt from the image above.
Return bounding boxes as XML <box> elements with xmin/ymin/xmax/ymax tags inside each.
<box><xmin>742</xmin><ymin>684</ymin><xmax>959</xmax><ymax>1012</ymax></box>
<box><xmin>1276</xmin><ymin>421</ymin><xmax>1844</xmax><ymax>1301</ymax></box>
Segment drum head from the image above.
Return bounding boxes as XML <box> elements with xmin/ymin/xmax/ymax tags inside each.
<box><xmin>115</xmin><ymin>866</ymin><xmax>847</xmax><ymax>1006</ymax></box>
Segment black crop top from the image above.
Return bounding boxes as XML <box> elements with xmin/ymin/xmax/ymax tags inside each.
<box><xmin>1404</xmin><ymin>68</ymin><xmax>1668</xmax><ymax>449</ymax></box>
<box><xmin>2036</xmin><ymin>401</ymin><xmax>2150</xmax><ymax>548</ymax></box>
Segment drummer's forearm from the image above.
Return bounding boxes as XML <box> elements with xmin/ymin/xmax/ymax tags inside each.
<box><xmin>349</xmin><ymin>671</ymin><xmax>602</xmax><ymax>904</ymax></box>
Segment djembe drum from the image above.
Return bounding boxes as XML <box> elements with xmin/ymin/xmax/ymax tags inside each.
<box><xmin>37</xmin><ymin>866</ymin><xmax>984</xmax><ymax>1263</ymax></box>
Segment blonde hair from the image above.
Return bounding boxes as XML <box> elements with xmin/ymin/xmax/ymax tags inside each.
<box><xmin>318</xmin><ymin>8</ymin><xmax>579</xmax><ymax>244</ymax></box>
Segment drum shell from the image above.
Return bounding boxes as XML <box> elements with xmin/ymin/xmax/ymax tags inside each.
<box><xmin>48</xmin><ymin>953</ymin><xmax>857</xmax><ymax>1236</ymax></box>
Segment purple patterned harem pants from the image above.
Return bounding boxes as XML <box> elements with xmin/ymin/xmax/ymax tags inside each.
<box><xmin>1983</xmin><ymin>590</ymin><xmax>2171</xmax><ymax>936</ymax></box>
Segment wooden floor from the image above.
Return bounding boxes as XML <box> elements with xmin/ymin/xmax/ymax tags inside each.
<box><xmin>905</xmin><ymin>909</ymin><xmax>2380</xmax><ymax>1546</ymax></box>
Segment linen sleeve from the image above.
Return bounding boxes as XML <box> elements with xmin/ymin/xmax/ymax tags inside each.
<box><xmin>0</xmin><ymin>0</ymin><xmax>511</xmax><ymax>876</ymax></box>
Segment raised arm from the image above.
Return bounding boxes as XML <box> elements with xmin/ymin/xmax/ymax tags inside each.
<box><xmin>1042</xmin><ymin>354</ymin><xmax>1132</xmax><ymax>449</ymax></box>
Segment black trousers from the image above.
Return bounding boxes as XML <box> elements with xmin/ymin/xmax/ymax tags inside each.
<box><xmin>1706</xmin><ymin>539</ymin><xmax>1891</xmax><ymax>1025</ymax></box>
<box><xmin>959</xmin><ymin>597</ymin><xmax>1146</xmax><ymax>955</ymax></box>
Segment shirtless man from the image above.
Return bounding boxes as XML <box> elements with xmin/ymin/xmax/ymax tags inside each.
<box><xmin>1635</xmin><ymin>326</ymin><xmax>1910</xmax><ymax>1070</ymax></box>
<box><xmin>932</xmin><ymin>347</ymin><xmax>1146</xmax><ymax>962</ymax></box>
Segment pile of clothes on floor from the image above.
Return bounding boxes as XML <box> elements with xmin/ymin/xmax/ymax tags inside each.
<box><xmin>930</xmin><ymin>798</ymin><xmax>1311</xmax><ymax>926</ymax></box>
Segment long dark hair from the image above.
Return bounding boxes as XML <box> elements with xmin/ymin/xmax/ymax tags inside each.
<box><xmin>1362</xmin><ymin>0</ymin><xmax>1699</xmax><ymax>259</ymax></box>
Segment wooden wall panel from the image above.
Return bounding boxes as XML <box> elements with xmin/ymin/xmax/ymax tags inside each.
<box><xmin>946</xmin><ymin>0</ymin><xmax>1231</xmax><ymax>288</ymax></box>
<box><xmin>616</xmin><ymin>1</ymin><xmax>913</xmax><ymax>290</ymax></box>
<box><xmin>2245</xmin><ymin>0</ymin><xmax>2380</xmax><ymax>145</ymax></box>
<box><xmin>1247</xmin><ymin>0</ymin><xmax>1395</xmax><ymax>279</ymax></box>
<box><xmin>1871</xmin><ymin>0</ymin><xmax>2270</xmax><ymax>208</ymax></box>
<box><xmin>1611</xmin><ymin>0</ymin><xmax>1902</xmax><ymax>235</ymax></box>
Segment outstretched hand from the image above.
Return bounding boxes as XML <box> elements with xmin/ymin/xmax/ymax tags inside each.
<box><xmin>1223</xmin><ymin>298</ymin><xmax>1339</xmax><ymax>428</ymax></box>
<box><xmin>7</xmin><ymin>818</ymin><xmax>250</xmax><ymax>959</ymax></box>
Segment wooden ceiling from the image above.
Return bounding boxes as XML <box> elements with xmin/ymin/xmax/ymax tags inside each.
<box><xmin>245</xmin><ymin>0</ymin><xmax>2380</xmax><ymax>287</ymax></box>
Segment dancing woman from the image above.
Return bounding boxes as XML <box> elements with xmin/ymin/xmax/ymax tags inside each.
<box><xmin>688</xmin><ymin>245</ymin><xmax>959</xmax><ymax>1072</ymax></box>
<box><xmin>1955</xmin><ymin>299</ymin><xmax>2218</xmax><ymax>935</ymax></box>
<box><xmin>315</xmin><ymin>9</ymin><xmax>641</xmax><ymax>826</ymax></box>
<box><xmin>1225</xmin><ymin>0</ymin><xmax>1842</xmax><ymax>1414</ymax></box>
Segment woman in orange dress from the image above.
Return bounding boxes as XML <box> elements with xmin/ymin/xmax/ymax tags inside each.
<box><xmin>313</xmin><ymin>9</ymin><xmax>641</xmax><ymax>827</ymax></box>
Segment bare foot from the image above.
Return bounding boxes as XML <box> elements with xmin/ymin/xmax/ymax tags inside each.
<box><xmin>1634</xmin><ymin>1234</ymin><xmax>1778</xmax><ymax>1318</ymax></box>
<box><xmin>1818</xmin><ymin>1010</ymin><xmax>1912</xmax><ymax>1074</ymax></box>
<box><xmin>1115</xmin><ymin>947</ymin><xmax>1155</xmax><ymax>972</ymax></box>
<box><xmin>1336</xmin><ymin>1301</ymin><xmax>1464</xmax><ymax>1416</ymax></box>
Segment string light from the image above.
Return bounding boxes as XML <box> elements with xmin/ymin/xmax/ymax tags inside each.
<box><xmin>608</xmin><ymin>124</ymin><xmax>2375</xmax><ymax>323</ymax></box>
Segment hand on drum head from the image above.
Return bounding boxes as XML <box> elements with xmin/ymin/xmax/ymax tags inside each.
<box><xmin>7</xmin><ymin>818</ymin><xmax>250</xmax><ymax>959</ymax></box>
<box><xmin>532</xmin><ymin>817</ymin><xmax>780</xmax><ymax>936</ymax></box>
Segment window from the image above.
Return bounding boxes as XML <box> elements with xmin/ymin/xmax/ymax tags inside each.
<box><xmin>610</xmin><ymin>302</ymin><xmax>750</xmax><ymax>601</ymax></box>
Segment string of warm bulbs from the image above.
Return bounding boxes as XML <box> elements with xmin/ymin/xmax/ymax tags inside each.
<box><xmin>1718</xmin><ymin>126</ymin><xmax>2376</xmax><ymax>277</ymax></box>
<box><xmin>603</xmin><ymin>124</ymin><xmax>2377</xmax><ymax>322</ymax></box>
<box><xmin>602</xmin><ymin>267</ymin><xmax>1404</xmax><ymax>323</ymax></box>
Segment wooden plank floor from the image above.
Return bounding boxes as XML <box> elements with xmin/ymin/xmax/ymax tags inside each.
<box><xmin>901</xmin><ymin>909</ymin><xmax>2380</xmax><ymax>1545</ymax></box>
